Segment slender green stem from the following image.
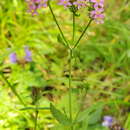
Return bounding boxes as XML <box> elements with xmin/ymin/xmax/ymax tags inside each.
<box><xmin>48</xmin><ymin>0</ymin><xmax>70</xmax><ymax>48</ymax></box>
<box><xmin>0</xmin><ymin>72</ymin><xmax>26</xmax><ymax>106</ymax></box>
<box><xmin>33</xmin><ymin>88</ymin><xmax>39</xmax><ymax>130</ymax></box>
<box><xmin>34</xmin><ymin>109</ymin><xmax>39</xmax><ymax>130</ymax></box>
<box><xmin>69</xmin><ymin>49</ymin><xmax>73</xmax><ymax>130</ymax></box>
<box><xmin>72</xmin><ymin>12</ymin><xmax>75</xmax><ymax>43</ymax></box>
<box><xmin>73</xmin><ymin>19</ymin><xmax>92</xmax><ymax>49</ymax></box>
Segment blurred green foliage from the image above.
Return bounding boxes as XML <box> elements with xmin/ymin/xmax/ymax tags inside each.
<box><xmin>0</xmin><ymin>0</ymin><xmax>130</xmax><ymax>129</ymax></box>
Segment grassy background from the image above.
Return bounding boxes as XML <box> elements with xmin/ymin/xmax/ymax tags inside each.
<box><xmin>0</xmin><ymin>0</ymin><xmax>130</xmax><ymax>129</ymax></box>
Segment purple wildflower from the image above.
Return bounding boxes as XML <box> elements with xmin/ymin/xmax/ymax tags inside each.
<box><xmin>102</xmin><ymin>116</ymin><xmax>113</xmax><ymax>127</ymax></box>
<box><xmin>9</xmin><ymin>53</ymin><xmax>17</xmax><ymax>63</ymax></box>
<box><xmin>73</xmin><ymin>0</ymin><xmax>88</xmax><ymax>9</ymax></box>
<box><xmin>90</xmin><ymin>8</ymin><xmax>104</xmax><ymax>24</ymax></box>
<box><xmin>25</xmin><ymin>0</ymin><xmax>48</xmax><ymax>15</ymax></box>
<box><xmin>58</xmin><ymin>0</ymin><xmax>72</xmax><ymax>8</ymax></box>
<box><xmin>90</xmin><ymin>0</ymin><xmax>104</xmax><ymax>5</ymax></box>
<box><xmin>58</xmin><ymin>0</ymin><xmax>89</xmax><ymax>9</ymax></box>
<box><xmin>90</xmin><ymin>0</ymin><xmax>105</xmax><ymax>24</ymax></box>
<box><xmin>24</xmin><ymin>46</ymin><xmax>32</xmax><ymax>62</ymax></box>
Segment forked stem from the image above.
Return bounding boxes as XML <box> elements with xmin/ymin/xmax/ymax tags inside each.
<box><xmin>48</xmin><ymin>2</ymin><xmax>92</xmax><ymax>130</ymax></box>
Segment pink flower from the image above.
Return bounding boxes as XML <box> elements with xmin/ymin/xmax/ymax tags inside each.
<box><xmin>90</xmin><ymin>0</ymin><xmax>104</xmax><ymax>4</ymax></box>
<box><xmin>90</xmin><ymin>8</ymin><xmax>104</xmax><ymax>24</ymax></box>
<box><xmin>58</xmin><ymin>0</ymin><xmax>72</xmax><ymax>8</ymax></box>
<box><xmin>25</xmin><ymin>0</ymin><xmax>48</xmax><ymax>15</ymax></box>
<box><xmin>73</xmin><ymin>0</ymin><xmax>88</xmax><ymax>9</ymax></box>
<box><xmin>90</xmin><ymin>0</ymin><xmax>105</xmax><ymax>24</ymax></box>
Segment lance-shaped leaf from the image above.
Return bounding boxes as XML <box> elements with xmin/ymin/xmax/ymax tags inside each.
<box><xmin>75</xmin><ymin>102</ymin><xmax>104</xmax><ymax>123</ymax></box>
<box><xmin>50</xmin><ymin>103</ymin><xmax>72</xmax><ymax>126</ymax></box>
<box><xmin>57</xmin><ymin>34</ymin><xmax>67</xmax><ymax>47</ymax></box>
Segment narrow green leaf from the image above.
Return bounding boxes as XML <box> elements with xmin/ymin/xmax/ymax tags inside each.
<box><xmin>50</xmin><ymin>103</ymin><xmax>72</xmax><ymax>126</ymax></box>
<box><xmin>57</xmin><ymin>34</ymin><xmax>66</xmax><ymax>47</ymax></box>
<box><xmin>125</xmin><ymin>114</ymin><xmax>130</xmax><ymax>129</ymax></box>
<box><xmin>0</xmin><ymin>72</ymin><xmax>26</xmax><ymax>106</ymax></box>
<box><xmin>20</xmin><ymin>107</ymin><xmax>50</xmax><ymax>111</ymax></box>
<box><xmin>88</xmin><ymin>106</ymin><xmax>103</xmax><ymax>125</ymax></box>
<box><xmin>75</xmin><ymin>102</ymin><xmax>104</xmax><ymax>123</ymax></box>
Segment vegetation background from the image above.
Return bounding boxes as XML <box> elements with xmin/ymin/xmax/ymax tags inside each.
<box><xmin>0</xmin><ymin>0</ymin><xmax>130</xmax><ymax>129</ymax></box>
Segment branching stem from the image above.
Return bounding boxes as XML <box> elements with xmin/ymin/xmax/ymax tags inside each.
<box><xmin>48</xmin><ymin>2</ymin><xmax>92</xmax><ymax>130</ymax></box>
